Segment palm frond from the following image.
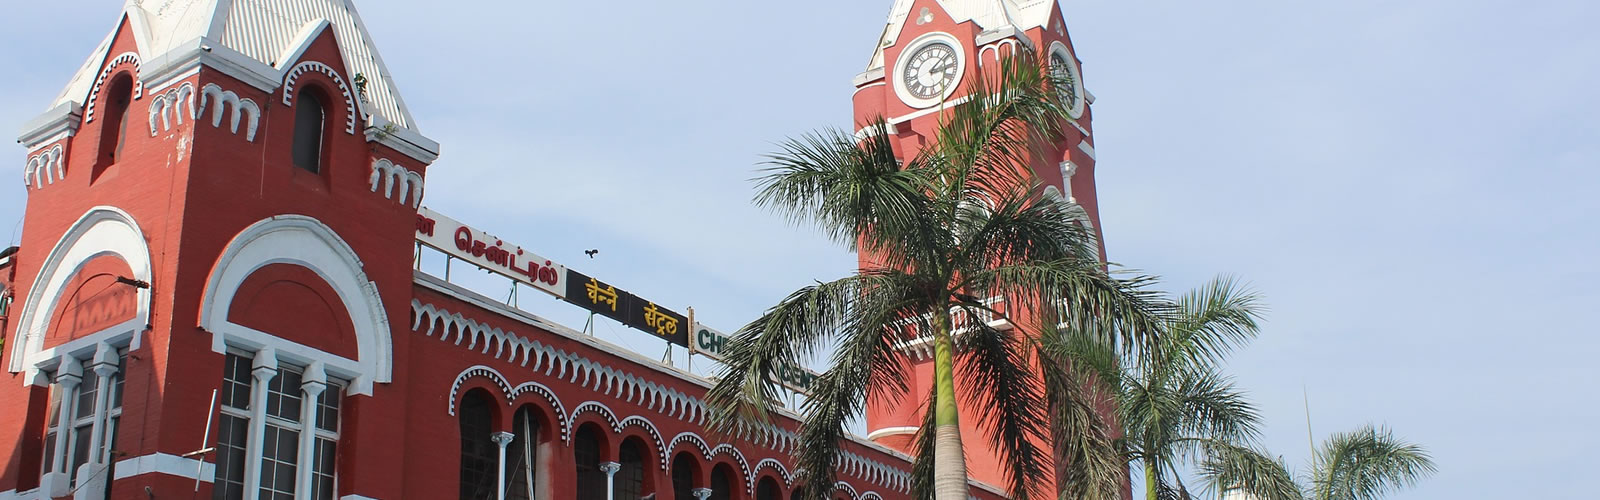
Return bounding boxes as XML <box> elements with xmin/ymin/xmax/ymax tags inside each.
<box><xmin>1309</xmin><ymin>425</ymin><xmax>1435</xmax><ymax>500</ymax></box>
<box><xmin>706</xmin><ymin>270</ymin><xmax>920</xmax><ymax>428</ymax></box>
<box><xmin>1158</xmin><ymin>276</ymin><xmax>1265</xmax><ymax>374</ymax></box>
<box><xmin>972</xmin><ymin>259</ymin><xmax>1167</xmax><ymax>363</ymax></box>
<box><xmin>754</xmin><ymin>121</ymin><xmax>944</xmax><ymax>266</ymax></box>
<box><xmin>953</xmin><ymin>310</ymin><xmax>1049</xmax><ymax>500</ymax></box>
<box><xmin>1198</xmin><ymin>442</ymin><xmax>1303</xmax><ymax>500</ymax></box>
<box><xmin>1170</xmin><ymin>369</ymin><xmax>1261</xmax><ymax>457</ymax></box>
<box><xmin>1038</xmin><ymin>333</ymin><xmax>1126</xmax><ymax>500</ymax></box>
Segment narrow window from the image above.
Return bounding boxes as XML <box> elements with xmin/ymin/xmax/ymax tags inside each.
<box><xmin>574</xmin><ymin>425</ymin><xmax>605</xmax><ymax>500</ymax></box>
<box><xmin>504</xmin><ymin>407</ymin><xmax>540</xmax><ymax>500</ymax></box>
<box><xmin>710</xmin><ymin>464</ymin><xmax>734</xmax><ymax>500</ymax></box>
<box><xmin>39</xmin><ymin>349</ymin><xmax>125</xmax><ymax>494</ymax></box>
<box><xmin>291</xmin><ymin>92</ymin><xmax>326</xmax><ymax>173</ymax></box>
<box><xmin>617</xmin><ymin>438</ymin><xmax>646</xmax><ymax>500</ymax></box>
<box><xmin>214</xmin><ymin>354</ymin><xmax>253</xmax><ymax>500</ymax></box>
<box><xmin>757</xmin><ymin>477</ymin><xmax>781</xmax><ymax>500</ymax></box>
<box><xmin>95</xmin><ymin>74</ymin><xmax>135</xmax><ymax>174</ymax></box>
<box><xmin>671</xmin><ymin>453</ymin><xmax>698</xmax><ymax>500</ymax></box>
<box><xmin>458</xmin><ymin>390</ymin><xmax>495</xmax><ymax>500</ymax></box>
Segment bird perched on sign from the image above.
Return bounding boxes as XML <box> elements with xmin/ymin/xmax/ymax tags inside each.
<box><xmin>585</xmin><ymin>249</ymin><xmax>599</xmax><ymax>258</ymax></box>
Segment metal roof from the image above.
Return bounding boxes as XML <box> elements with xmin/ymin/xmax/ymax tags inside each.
<box><xmin>50</xmin><ymin>0</ymin><xmax>417</xmax><ymax>131</ymax></box>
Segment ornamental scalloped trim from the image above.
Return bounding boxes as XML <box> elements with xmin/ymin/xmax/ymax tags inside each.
<box><xmin>198</xmin><ymin>84</ymin><xmax>260</xmax><ymax>142</ymax></box>
<box><xmin>282</xmin><ymin>61</ymin><xmax>361</xmax><ymax>134</ymax></box>
<box><xmin>412</xmin><ymin>299</ymin><xmax>911</xmax><ymax>492</ymax></box>
<box><xmin>85</xmin><ymin>52</ymin><xmax>142</xmax><ymax>123</ymax></box>
<box><xmin>369</xmin><ymin>158</ymin><xmax>423</xmax><ymax>207</ymax></box>
<box><xmin>22</xmin><ymin>145</ymin><xmax>66</xmax><ymax>189</ymax></box>
<box><xmin>618</xmin><ymin>415</ymin><xmax>670</xmax><ymax>470</ymax></box>
<box><xmin>148</xmin><ymin>82</ymin><xmax>196</xmax><ymax>136</ymax></box>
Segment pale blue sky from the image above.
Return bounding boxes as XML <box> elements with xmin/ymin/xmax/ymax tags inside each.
<box><xmin>4</xmin><ymin>1</ymin><xmax>1597</xmax><ymax>499</ymax></box>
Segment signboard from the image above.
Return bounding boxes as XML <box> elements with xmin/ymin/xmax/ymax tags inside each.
<box><xmin>692</xmin><ymin>323</ymin><xmax>820</xmax><ymax>395</ymax></box>
<box><xmin>565</xmin><ymin>270</ymin><xmax>690</xmax><ymax>347</ymax></box>
<box><xmin>416</xmin><ymin>208</ymin><xmax>566</xmax><ymax>298</ymax></box>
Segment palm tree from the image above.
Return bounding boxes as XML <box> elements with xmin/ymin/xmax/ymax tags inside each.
<box><xmin>705</xmin><ymin>53</ymin><xmax>1164</xmax><ymax>500</ymax></box>
<box><xmin>1200</xmin><ymin>425</ymin><xmax>1435</xmax><ymax>500</ymax></box>
<box><xmin>1055</xmin><ymin>277</ymin><xmax>1268</xmax><ymax>500</ymax></box>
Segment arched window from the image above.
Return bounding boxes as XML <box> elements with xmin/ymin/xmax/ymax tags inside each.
<box><xmin>789</xmin><ymin>486</ymin><xmax>805</xmax><ymax>500</ymax></box>
<box><xmin>95</xmin><ymin>74</ymin><xmax>135</xmax><ymax>176</ymax></box>
<box><xmin>616</xmin><ymin>437</ymin><xmax>648</xmax><ymax>500</ymax></box>
<box><xmin>710</xmin><ymin>464</ymin><xmax>736</xmax><ymax>500</ymax></box>
<box><xmin>458</xmin><ymin>390</ymin><xmax>496</xmax><ymax>500</ymax></box>
<box><xmin>574</xmin><ymin>425</ymin><xmax>606</xmax><ymax>500</ymax></box>
<box><xmin>504</xmin><ymin>406</ymin><xmax>540</xmax><ymax>500</ymax></box>
<box><xmin>671</xmin><ymin>452</ymin><xmax>699</xmax><ymax>500</ymax></box>
<box><xmin>291</xmin><ymin>90</ymin><xmax>326</xmax><ymax>173</ymax></box>
<box><xmin>756</xmin><ymin>477</ymin><xmax>781</xmax><ymax>500</ymax></box>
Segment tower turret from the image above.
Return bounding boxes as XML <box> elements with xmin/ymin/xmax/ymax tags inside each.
<box><xmin>852</xmin><ymin>0</ymin><xmax>1110</xmax><ymax>494</ymax></box>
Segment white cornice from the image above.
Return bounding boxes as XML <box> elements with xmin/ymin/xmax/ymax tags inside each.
<box><xmin>365</xmin><ymin>115</ymin><xmax>440</xmax><ymax>165</ymax></box>
<box><xmin>852</xmin><ymin>67</ymin><xmax>886</xmax><ymax>87</ymax></box>
<box><xmin>976</xmin><ymin>25</ymin><xmax>1034</xmax><ymax>49</ymax></box>
<box><xmin>17</xmin><ymin>103</ymin><xmax>83</xmax><ymax>149</ymax></box>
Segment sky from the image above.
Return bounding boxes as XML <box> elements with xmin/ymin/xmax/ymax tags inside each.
<box><xmin>3</xmin><ymin>1</ymin><xmax>1598</xmax><ymax>499</ymax></box>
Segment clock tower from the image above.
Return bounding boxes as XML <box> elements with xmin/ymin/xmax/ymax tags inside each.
<box><xmin>852</xmin><ymin>0</ymin><xmax>1111</xmax><ymax>494</ymax></box>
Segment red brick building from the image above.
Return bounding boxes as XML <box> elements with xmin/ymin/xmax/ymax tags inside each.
<box><xmin>0</xmin><ymin>1</ymin><xmax>1101</xmax><ymax>499</ymax></box>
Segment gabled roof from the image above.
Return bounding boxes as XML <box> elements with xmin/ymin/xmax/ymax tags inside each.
<box><xmin>866</xmin><ymin>0</ymin><xmax>1059</xmax><ymax>71</ymax></box>
<box><xmin>49</xmin><ymin>0</ymin><xmax>417</xmax><ymax>132</ymax></box>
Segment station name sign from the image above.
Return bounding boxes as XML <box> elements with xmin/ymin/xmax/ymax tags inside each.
<box><xmin>692</xmin><ymin>324</ymin><xmax>820</xmax><ymax>396</ymax></box>
<box><xmin>416</xmin><ymin>208</ymin><xmax>690</xmax><ymax>348</ymax></box>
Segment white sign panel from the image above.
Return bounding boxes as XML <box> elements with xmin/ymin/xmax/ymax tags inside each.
<box><xmin>415</xmin><ymin>207</ymin><xmax>567</xmax><ymax>298</ymax></box>
<box><xmin>692</xmin><ymin>323</ymin><xmax>820</xmax><ymax>396</ymax></box>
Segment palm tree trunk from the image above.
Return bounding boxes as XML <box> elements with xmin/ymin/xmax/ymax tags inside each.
<box><xmin>1145</xmin><ymin>456</ymin><xmax>1159</xmax><ymax>500</ymax></box>
<box><xmin>932</xmin><ymin>313</ymin><xmax>968</xmax><ymax>500</ymax></box>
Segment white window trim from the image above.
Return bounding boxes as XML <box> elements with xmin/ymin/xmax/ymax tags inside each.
<box><xmin>38</xmin><ymin>342</ymin><xmax>125</xmax><ymax>498</ymax></box>
<box><xmin>219</xmin><ymin>347</ymin><xmax>343</xmax><ymax>500</ymax></box>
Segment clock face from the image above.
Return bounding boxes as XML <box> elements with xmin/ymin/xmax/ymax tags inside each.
<box><xmin>902</xmin><ymin>42</ymin><xmax>960</xmax><ymax>99</ymax></box>
<box><xmin>1050</xmin><ymin>51</ymin><xmax>1080</xmax><ymax>107</ymax></box>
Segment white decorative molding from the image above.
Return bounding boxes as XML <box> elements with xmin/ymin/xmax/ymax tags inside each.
<box><xmin>412</xmin><ymin>301</ymin><xmax>711</xmax><ymax>425</ymax></box>
<box><xmin>113</xmin><ymin>453</ymin><xmax>215</xmax><ymax>482</ymax></box>
<box><xmin>668</xmin><ymin>432</ymin><xmax>713</xmax><ymax>461</ymax></box>
<box><xmin>147</xmin><ymin>82</ymin><xmax>196</xmax><ymax>136</ymax></box>
<box><xmin>509</xmin><ymin>380</ymin><xmax>571</xmax><ymax>439</ymax></box>
<box><xmin>8</xmin><ymin>207</ymin><xmax>152</xmax><ymax>377</ymax></box>
<box><xmin>753</xmin><ymin>458</ymin><xmax>794</xmax><ymax>486</ymax></box>
<box><xmin>864</xmin><ymin>426</ymin><xmax>919</xmax><ymax>442</ymax></box>
<box><xmin>618</xmin><ymin>416</ymin><xmax>669</xmax><ymax>470</ymax></box>
<box><xmin>369</xmin><ymin>158</ymin><xmax>423</xmax><ymax>207</ymax></box>
<box><xmin>23</xmin><ymin>145</ymin><xmax>66</xmax><ymax>189</ymax></box>
<box><xmin>833</xmin><ymin>481</ymin><xmax>861</xmax><ymax>500</ymax></box>
<box><xmin>84</xmin><ymin>52</ymin><xmax>143</xmax><ymax>124</ymax></box>
<box><xmin>448</xmin><ymin>365</ymin><xmax>514</xmax><ymax>415</ymax></box>
<box><xmin>566</xmin><ymin>401</ymin><xmax>623</xmax><ymax>441</ymax></box>
<box><xmin>198</xmin><ymin>83</ymin><xmax>261</xmax><ymax>142</ymax></box>
<box><xmin>198</xmin><ymin>215</ymin><xmax>391</xmax><ymax>395</ymax></box>
<box><xmin>977</xmin><ymin>39</ymin><xmax>1023</xmax><ymax>64</ymax></box>
<box><xmin>1076</xmin><ymin>140</ymin><xmax>1096</xmax><ymax>160</ymax></box>
<box><xmin>709</xmin><ymin>444</ymin><xmax>751</xmax><ymax>495</ymax></box>
<box><xmin>410</xmin><ymin>295</ymin><xmax>915</xmax><ymax>493</ymax></box>
<box><xmin>446</xmin><ymin>365</ymin><xmax>574</xmax><ymax>441</ymax></box>
<box><xmin>282</xmin><ymin>61</ymin><xmax>360</xmax><ymax>134</ymax></box>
